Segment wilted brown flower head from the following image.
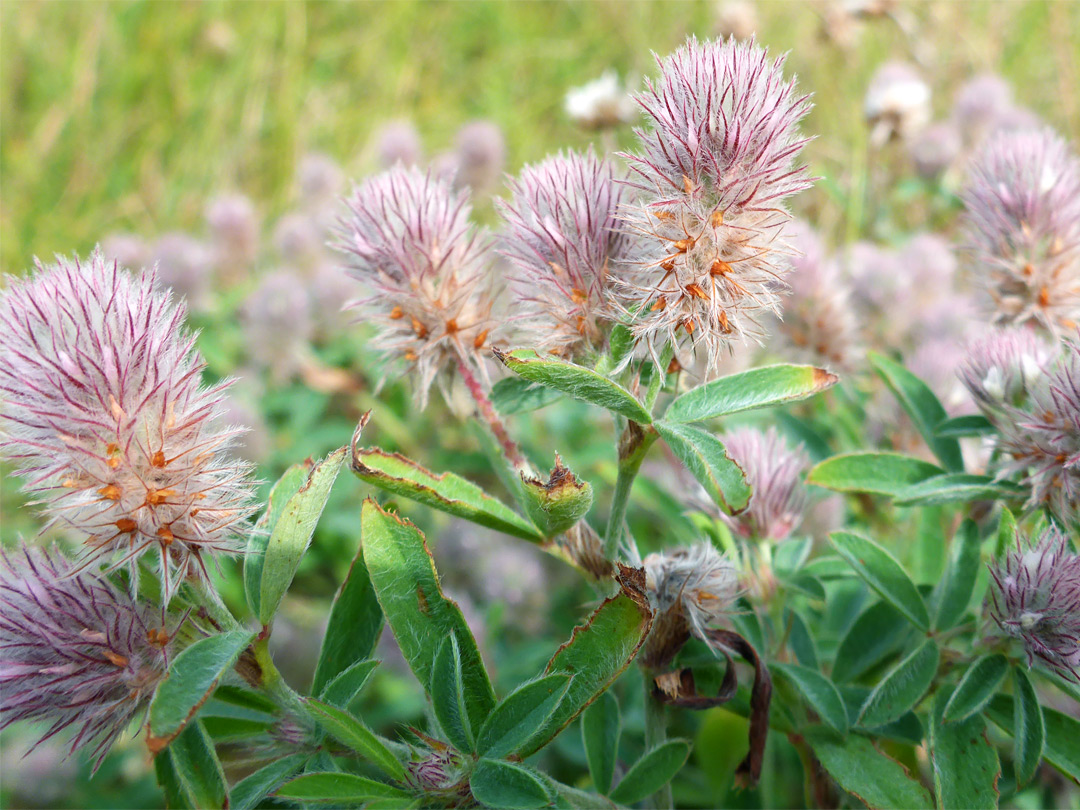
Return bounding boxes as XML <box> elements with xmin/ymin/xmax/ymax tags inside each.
<box><xmin>337</xmin><ymin>166</ymin><xmax>505</xmax><ymax>406</ymax></box>
<box><xmin>0</xmin><ymin>252</ymin><xmax>256</xmax><ymax>599</ymax></box>
<box><xmin>618</xmin><ymin>35</ymin><xmax>813</xmax><ymax>369</ymax></box>
<box><xmin>642</xmin><ymin>542</ymin><xmax>739</xmax><ymax>667</ymax></box>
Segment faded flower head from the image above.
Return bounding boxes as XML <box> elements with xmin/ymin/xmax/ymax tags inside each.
<box><xmin>960</xmin><ymin>128</ymin><xmax>1080</xmax><ymax>334</ymax></box>
<box><xmin>713</xmin><ymin>0</ymin><xmax>758</xmax><ymax>40</ymax></box>
<box><xmin>273</xmin><ymin>212</ymin><xmax>325</xmax><ymax>268</ymax></box>
<box><xmin>205</xmin><ymin>193</ymin><xmax>260</xmax><ymax>272</ymax></box>
<box><xmin>101</xmin><ymin>234</ymin><xmax>151</xmax><ymax>273</ymax></box>
<box><xmin>619</xmin><ymin>36</ymin><xmax>813</xmax><ymax>369</ymax></box>
<box><xmin>151</xmin><ymin>232</ymin><xmax>215</xmax><ymax>312</ymax></box>
<box><xmin>722</xmin><ymin>427</ymin><xmax>809</xmax><ymax>542</ymax></box>
<box><xmin>298</xmin><ymin>153</ymin><xmax>345</xmax><ymax>209</ymax></box>
<box><xmin>952</xmin><ymin>73</ymin><xmax>1015</xmax><ymax>146</ymax></box>
<box><xmin>989</xmin><ymin>526</ymin><xmax>1080</xmax><ymax>682</ymax></box>
<box><xmin>864</xmin><ymin>62</ymin><xmax>930</xmax><ymax>146</ymax></box>
<box><xmin>908</xmin><ymin>121</ymin><xmax>963</xmax><ymax>180</ymax></box>
<box><xmin>0</xmin><ymin>545</ymin><xmax>171</xmax><ymax>765</ymax></box>
<box><xmin>958</xmin><ymin>327</ymin><xmax>1056</xmax><ymax>413</ymax></box>
<box><xmin>374</xmin><ymin>120</ymin><xmax>424</xmax><ymax>169</ymax></box>
<box><xmin>337</xmin><ymin>166</ymin><xmax>504</xmax><ymax>406</ymax></box>
<box><xmin>564</xmin><ymin>71</ymin><xmax>637</xmax><ymax>131</ymax></box>
<box><xmin>0</xmin><ymin>252</ymin><xmax>256</xmax><ymax>598</ymax></box>
<box><xmin>772</xmin><ymin>220</ymin><xmax>858</xmax><ymax>368</ymax></box>
<box><xmin>453</xmin><ymin>120</ymin><xmax>506</xmax><ymax>194</ymax></box>
<box><xmin>498</xmin><ymin>149</ymin><xmax>631</xmax><ymax>356</ymax></box>
<box><xmin>241</xmin><ymin>268</ymin><xmax>314</xmax><ymax>383</ymax></box>
<box><xmin>642</xmin><ymin>541</ymin><xmax>739</xmax><ymax>667</ymax></box>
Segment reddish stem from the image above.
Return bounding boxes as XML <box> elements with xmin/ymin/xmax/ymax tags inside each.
<box><xmin>456</xmin><ymin>358</ymin><xmax>527</xmax><ymax>471</ymax></box>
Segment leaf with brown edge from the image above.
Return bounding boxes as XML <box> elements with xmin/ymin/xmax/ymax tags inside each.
<box><xmin>516</xmin><ymin>564</ymin><xmax>653</xmax><ymax>758</ymax></box>
<box><xmin>360</xmin><ymin>499</ymin><xmax>496</xmax><ymax>732</ymax></box>
<box><xmin>706</xmin><ymin>628</ymin><xmax>773</xmax><ymax>787</ymax></box>
<box><xmin>350</xmin><ymin>413</ymin><xmax>544</xmax><ymax>542</ymax></box>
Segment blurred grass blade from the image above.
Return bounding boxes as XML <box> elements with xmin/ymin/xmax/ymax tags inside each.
<box><xmin>934</xmin><ymin>519</ymin><xmax>982</xmax><ymax>631</ymax></box>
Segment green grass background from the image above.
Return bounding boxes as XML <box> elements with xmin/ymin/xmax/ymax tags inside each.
<box><xmin>3</xmin><ymin>0</ymin><xmax>1078</xmax><ymax>274</ymax></box>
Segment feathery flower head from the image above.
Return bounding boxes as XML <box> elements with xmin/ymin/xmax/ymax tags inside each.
<box><xmin>960</xmin><ymin>127</ymin><xmax>1080</xmax><ymax>334</ymax></box>
<box><xmin>498</xmin><ymin>149</ymin><xmax>631</xmax><ymax>356</ymax></box>
<box><xmin>958</xmin><ymin>327</ymin><xmax>1056</xmax><ymax>413</ymax></box>
<box><xmin>0</xmin><ymin>545</ymin><xmax>171</xmax><ymax>765</ymax></box>
<box><xmin>988</xmin><ymin>526</ymin><xmax>1080</xmax><ymax>682</ymax></box>
<box><xmin>0</xmin><ymin>252</ymin><xmax>256</xmax><ymax>598</ymax></box>
<box><xmin>619</xmin><ymin>35</ymin><xmax>814</xmax><ymax>369</ymax></box>
<box><xmin>721</xmin><ymin>426</ymin><xmax>809</xmax><ymax>542</ymax></box>
<box><xmin>337</xmin><ymin>166</ymin><xmax>503</xmax><ymax>406</ymax></box>
<box><xmin>773</xmin><ymin>220</ymin><xmax>858</xmax><ymax>368</ymax></box>
<box><xmin>864</xmin><ymin>62</ymin><xmax>931</xmax><ymax>146</ymax></box>
<box><xmin>564</xmin><ymin>72</ymin><xmax>637</xmax><ymax>131</ymax></box>
<box><xmin>642</xmin><ymin>541</ymin><xmax>739</xmax><ymax>667</ymax></box>
<box><xmin>374</xmin><ymin>120</ymin><xmax>424</xmax><ymax>169</ymax></box>
<box><xmin>996</xmin><ymin>332</ymin><xmax>1080</xmax><ymax>522</ymax></box>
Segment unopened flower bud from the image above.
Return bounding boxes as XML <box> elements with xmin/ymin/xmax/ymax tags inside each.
<box><xmin>520</xmin><ymin>455</ymin><xmax>593</xmax><ymax>538</ymax></box>
<box><xmin>989</xmin><ymin>526</ymin><xmax>1080</xmax><ymax>682</ymax></box>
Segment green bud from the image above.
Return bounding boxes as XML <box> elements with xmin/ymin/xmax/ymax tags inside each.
<box><xmin>520</xmin><ymin>455</ymin><xmax>593</xmax><ymax>538</ymax></box>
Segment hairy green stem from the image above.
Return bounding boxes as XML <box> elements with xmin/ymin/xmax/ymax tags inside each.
<box><xmin>251</xmin><ymin>638</ymin><xmax>309</xmax><ymax>718</ymax></box>
<box><xmin>643</xmin><ymin>671</ymin><xmax>674</xmax><ymax>809</ymax></box>
<box><xmin>603</xmin><ymin>422</ymin><xmax>657</xmax><ymax>560</ymax></box>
